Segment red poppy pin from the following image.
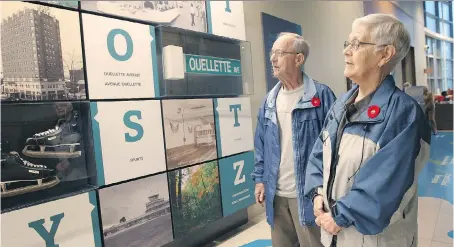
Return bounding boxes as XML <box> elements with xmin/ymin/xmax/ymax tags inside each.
<box><xmin>311</xmin><ymin>97</ymin><xmax>321</xmax><ymax>107</ymax></box>
<box><xmin>367</xmin><ymin>105</ymin><xmax>380</xmax><ymax>118</ymax></box>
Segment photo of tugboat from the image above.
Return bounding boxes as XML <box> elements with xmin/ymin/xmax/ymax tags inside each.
<box><xmin>99</xmin><ymin>174</ymin><xmax>173</xmax><ymax>247</ymax></box>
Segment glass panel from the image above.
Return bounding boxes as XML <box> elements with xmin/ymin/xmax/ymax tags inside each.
<box><xmin>446</xmin><ymin>60</ymin><xmax>453</xmax><ymax>78</ymax></box>
<box><xmin>428</xmin><ymin>57</ymin><xmax>435</xmax><ymax>77</ymax></box>
<box><xmin>425</xmin><ymin>1</ymin><xmax>436</xmax><ymax>15</ymax></box>
<box><xmin>438</xmin><ymin>79</ymin><xmax>444</xmax><ymax>91</ymax></box>
<box><xmin>429</xmin><ymin>79</ymin><xmax>436</xmax><ymax>93</ymax></box>
<box><xmin>442</xmin><ymin>22</ymin><xmax>453</xmax><ymax>37</ymax></box>
<box><xmin>434</xmin><ymin>39</ymin><xmax>441</xmax><ymax>57</ymax></box>
<box><xmin>426</xmin><ymin>36</ymin><xmax>433</xmax><ymax>55</ymax></box>
<box><xmin>447</xmin><ymin>42</ymin><xmax>453</xmax><ymax>59</ymax></box>
<box><xmin>426</xmin><ymin>15</ymin><xmax>437</xmax><ymax>32</ymax></box>
<box><xmin>442</xmin><ymin>3</ymin><xmax>451</xmax><ymax>21</ymax></box>
<box><xmin>437</xmin><ymin>58</ymin><xmax>443</xmax><ymax>78</ymax></box>
<box><xmin>448</xmin><ymin>79</ymin><xmax>453</xmax><ymax>89</ymax></box>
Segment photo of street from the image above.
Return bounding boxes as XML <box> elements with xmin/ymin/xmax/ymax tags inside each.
<box><xmin>82</xmin><ymin>1</ymin><xmax>206</xmax><ymax>32</ymax></box>
<box><xmin>162</xmin><ymin>99</ymin><xmax>217</xmax><ymax>170</ymax></box>
<box><xmin>1</xmin><ymin>2</ymin><xmax>86</xmax><ymax>101</ymax></box>
<box><xmin>99</xmin><ymin>174</ymin><xmax>173</xmax><ymax>247</ymax></box>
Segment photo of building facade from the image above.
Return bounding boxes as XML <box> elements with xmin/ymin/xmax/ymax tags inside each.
<box><xmin>1</xmin><ymin>2</ymin><xmax>85</xmax><ymax>101</ymax></box>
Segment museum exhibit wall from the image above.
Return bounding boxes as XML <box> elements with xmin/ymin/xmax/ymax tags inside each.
<box><xmin>0</xmin><ymin>1</ymin><xmax>255</xmax><ymax>247</ymax></box>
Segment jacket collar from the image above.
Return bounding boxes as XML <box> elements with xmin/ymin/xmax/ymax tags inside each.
<box><xmin>266</xmin><ymin>71</ymin><xmax>318</xmax><ymax>110</ymax></box>
<box><xmin>339</xmin><ymin>75</ymin><xmax>397</xmax><ymax>123</ymax></box>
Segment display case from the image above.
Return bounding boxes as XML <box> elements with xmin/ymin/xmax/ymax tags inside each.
<box><xmin>1</xmin><ymin>101</ymin><xmax>97</xmax><ymax>212</ymax></box>
<box><xmin>155</xmin><ymin>26</ymin><xmax>254</xmax><ymax>97</ymax></box>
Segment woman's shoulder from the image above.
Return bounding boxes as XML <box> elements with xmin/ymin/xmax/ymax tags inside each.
<box><xmin>388</xmin><ymin>88</ymin><xmax>427</xmax><ymax>123</ymax></box>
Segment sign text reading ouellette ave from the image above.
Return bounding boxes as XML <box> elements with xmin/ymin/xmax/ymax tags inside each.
<box><xmin>185</xmin><ymin>54</ymin><xmax>241</xmax><ymax>76</ymax></box>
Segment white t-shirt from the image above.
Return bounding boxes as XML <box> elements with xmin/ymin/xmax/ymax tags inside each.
<box><xmin>275</xmin><ymin>84</ymin><xmax>304</xmax><ymax>198</ymax></box>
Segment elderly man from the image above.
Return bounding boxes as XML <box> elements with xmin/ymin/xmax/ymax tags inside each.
<box><xmin>304</xmin><ymin>14</ymin><xmax>431</xmax><ymax>247</ymax></box>
<box><xmin>252</xmin><ymin>32</ymin><xmax>336</xmax><ymax>247</ymax></box>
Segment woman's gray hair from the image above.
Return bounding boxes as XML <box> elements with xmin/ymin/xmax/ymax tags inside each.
<box><xmin>353</xmin><ymin>13</ymin><xmax>410</xmax><ymax>69</ymax></box>
<box><xmin>277</xmin><ymin>32</ymin><xmax>310</xmax><ymax>64</ymax></box>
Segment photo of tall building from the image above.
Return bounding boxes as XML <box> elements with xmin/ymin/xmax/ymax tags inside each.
<box><xmin>1</xmin><ymin>2</ymin><xmax>85</xmax><ymax>101</ymax></box>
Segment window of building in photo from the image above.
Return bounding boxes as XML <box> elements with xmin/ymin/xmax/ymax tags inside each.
<box><xmin>424</xmin><ymin>1</ymin><xmax>454</xmax><ymax>94</ymax></box>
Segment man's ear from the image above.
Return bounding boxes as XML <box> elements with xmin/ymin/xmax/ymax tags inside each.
<box><xmin>296</xmin><ymin>53</ymin><xmax>305</xmax><ymax>66</ymax></box>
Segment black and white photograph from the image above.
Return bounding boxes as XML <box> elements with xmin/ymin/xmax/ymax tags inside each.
<box><xmin>81</xmin><ymin>1</ymin><xmax>207</xmax><ymax>33</ymax></box>
<box><xmin>1</xmin><ymin>101</ymin><xmax>95</xmax><ymax>212</ymax></box>
<box><xmin>99</xmin><ymin>173</ymin><xmax>173</xmax><ymax>247</ymax></box>
<box><xmin>1</xmin><ymin>2</ymin><xmax>86</xmax><ymax>102</ymax></box>
<box><xmin>39</xmin><ymin>1</ymin><xmax>79</xmax><ymax>9</ymax></box>
<box><xmin>162</xmin><ymin>99</ymin><xmax>217</xmax><ymax>170</ymax></box>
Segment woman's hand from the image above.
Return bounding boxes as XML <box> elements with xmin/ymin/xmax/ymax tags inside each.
<box><xmin>316</xmin><ymin>213</ymin><xmax>343</xmax><ymax>235</ymax></box>
<box><xmin>313</xmin><ymin>195</ymin><xmax>325</xmax><ymax>217</ymax></box>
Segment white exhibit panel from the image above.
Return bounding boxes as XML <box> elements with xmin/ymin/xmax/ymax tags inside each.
<box><xmin>1</xmin><ymin>192</ymin><xmax>102</xmax><ymax>247</ymax></box>
<box><xmin>90</xmin><ymin>100</ymin><xmax>166</xmax><ymax>185</ymax></box>
<box><xmin>208</xmin><ymin>1</ymin><xmax>246</xmax><ymax>40</ymax></box>
<box><xmin>82</xmin><ymin>13</ymin><xmax>159</xmax><ymax>99</ymax></box>
<box><xmin>214</xmin><ymin>97</ymin><xmax>253</xmax><ymax>158</ymax></box>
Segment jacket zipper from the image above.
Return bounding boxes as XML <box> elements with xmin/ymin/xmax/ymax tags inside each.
<box><xmin>326</xmin><ymin>116</ymin><xmax>349</xmax><ymax>209</ymax></box>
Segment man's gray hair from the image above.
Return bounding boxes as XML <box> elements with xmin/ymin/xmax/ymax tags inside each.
<box><xmin>353</xmin><ymin>13</ymin><xmax>410</xmax><ymax>69</ymax></box>
<box><xmin>277</xmin><ymin>32</ymin><xmax>310</xmax><ymax>64</ymax></box>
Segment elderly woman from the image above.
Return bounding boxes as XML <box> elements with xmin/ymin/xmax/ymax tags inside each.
<box><xmin>304</xmin><ymin>14</ymin><xmax>431</xmax><ymax>247</ymax></box>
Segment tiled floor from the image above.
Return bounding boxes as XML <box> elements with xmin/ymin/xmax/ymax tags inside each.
<box><xmin>216</xmin><ymin>132</ymin><xmax>453</xmax><ymax>247</ymax></box>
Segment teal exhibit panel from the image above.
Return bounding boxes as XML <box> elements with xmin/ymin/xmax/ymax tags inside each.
<box><xmin>0</xmin><ymin>1</ymin><xmax>86</xmax><ymax>102</ymax></box>
<box><xmin>219</xmin><ymin>151</ymin><xmax>255</xmax><ymax>217</ymax></box>
<box><xmin>82</xmin><ymin>13</ymin><xmax>159</xmax><ymax>99</ymax></box>
<box><xmin>214</xmin><ymin>97</ymin><xmax>253</xmax><ymax>158</ymax></box>
<box><xmin>168</xmin><ymin>161</ymin><xmax>223</xmax><ymax>239</ymax></box>
<box><xmin>155</xmin><ymin>26</ymin><xmax>254</xmax><ymax>97</ymax></box>
<box><xmin>98</xmin><ymin>173</ymin><xmax>173</xmax><ymax>247</ymax></box>
<box><xmin>1</xmin><ymin>101</ymin><xmax>97</xmax><ymax>212</ymax></box>
<box><xmin>162</xmin><ymin>98</ymin><xmax>218</xmax><ymax>170</ymax></box>
<box><xmin>1</xmin><ymin>191</ymin><xmax>102</xmax><ymax>247</ymax></box>
<box><xmin>81</xmin><ymin>1</ymin><xmax>207</xmax><ymax>33</ymax></box>
<box><xmin>90</xmin><ymin>100</ymin><xmax>166</xmax><ymax>186</ymax></box>
<box><xmin>207</xmin><ymin>1</ymin><xmax>246</xmax><ymax>40</ymax></box>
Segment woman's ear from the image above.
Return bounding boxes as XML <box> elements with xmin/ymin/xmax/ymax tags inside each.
<box><xmin>378</xmin><ymin>45</ymin><xmax>396</xmax><ymax>67</ymax></box>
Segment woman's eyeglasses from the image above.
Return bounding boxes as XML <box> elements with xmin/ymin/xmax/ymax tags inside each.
<box><xmin>344</xmin><ymin>39</ymin><xmax>377</xmax><ymax>51</ymax></box>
